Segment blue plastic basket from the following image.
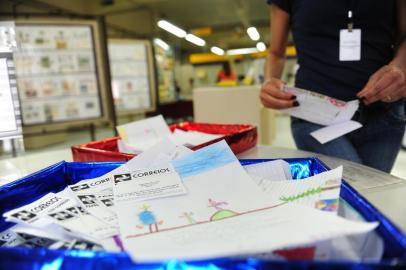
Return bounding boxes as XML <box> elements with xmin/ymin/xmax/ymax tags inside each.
<box><xmin>0</xmin><ymin>158</ymin><xmax>405</xmax><ymax>269</ymax></box>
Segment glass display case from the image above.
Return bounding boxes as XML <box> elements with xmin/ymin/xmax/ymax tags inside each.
<box><xmin>12</xmin><ymin>19</ymin><xmax>112</xmax><ymax>129</ymax></box>
<box><xmin>154</xmin><ymin>43</ymin><xmax>176</xmax><ymax>103</ymax></box>
<box><xmin>108</xmin><ymin>39</ymin><xmax>156</xmax><ymax>115</ymax></box>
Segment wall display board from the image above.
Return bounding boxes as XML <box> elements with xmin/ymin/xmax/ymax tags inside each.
<box><xmin>12</xmin><ymin>19</ymin><xmax>112</xmax><ymax>128</ymax></box>
<box><xmin>154</xmin><ymin>43</ymin><xmax>176</xmax><ymax>103</ymax></box>
<box><xmin>0</xmin><ymin>21</ymin><xmax>17</xmax><ymax>52</ymax></box>
<box><xmin>0</xmin><ymin>52</ymin><xmax>23</xmax><ymax>140</ymax></box>
<box><xmin>108</xmin><ymin>39</ymin><xmax>156</xmax><ymax>114</ymax></box>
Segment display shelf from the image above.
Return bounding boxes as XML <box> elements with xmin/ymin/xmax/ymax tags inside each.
<box><xmin>0</xmin><ymin>52</ymin><xmax>22</xmax><ymax>140</ymax></box>
<box><xmin>154</xmin><ymin>43</ymin><xmax>176</xmax><ymax>104</ymax></box>
<box><xmin>12</xmin><ymin>19</ymin><xmax>113</xmax><ymax>131</ymax></box>
<box><xmin>20</xmin><ymin>93</ymin><xmax>100</xmax><ymax>101</ymax></box>
<box><xmin>14</xmin><ymin>70</ymin><xmax>96</xmax><ymax>77</ymax></box>
<box><xmin>108</xmin><ymin>39</ymin><xmax>156</xmax><ymax>115</ymax></box>
<box><xmin>17</xmin><ymin>47</ymin><xmax>93</xmax><ymax>53</ymax></box>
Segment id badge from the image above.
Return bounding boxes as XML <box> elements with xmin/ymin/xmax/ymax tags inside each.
<box><xmin>339</xmin><ymin>29</ymin><xmax>361</xmax><ymax>61</ymax></box>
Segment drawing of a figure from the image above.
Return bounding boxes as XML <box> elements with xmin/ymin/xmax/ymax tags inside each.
<box><xmin>179</xmin><ymin>212</ymin><xmax>196</xmax><ymax>224</ymax></box>
<box><xmin>136</xmin><ymin>205</ymin><xmax>163</xmax><ymax>233</ymax></box>
<box><xmin>208</xmin><ymin>198</ymin><xmax>238</xmax><ymax>221</ymax></box>
<box><xmin>208</xmin><ymin>199</ymin><xmax>228</xmax><ymax>210</ymax></box>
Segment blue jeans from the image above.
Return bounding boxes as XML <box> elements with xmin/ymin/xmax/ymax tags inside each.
<box><xmin>291</xmin><ymin>100</ymin><xmax>406</xmax><ymax>173</ymax></box>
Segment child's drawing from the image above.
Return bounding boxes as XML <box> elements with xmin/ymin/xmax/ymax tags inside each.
<box><xmin>208</xmin><ymin>198</ymin><xmax>238</xmax><ymax>221</ymax></box>
<box><xmin>136</xmin><ymin>204</ymin><xmax>163</xmax><ymax>233</ymax></box>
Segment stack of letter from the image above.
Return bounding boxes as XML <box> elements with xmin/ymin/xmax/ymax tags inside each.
<box><xmin>1</xmin><ymin>139</ymin><xmax>383</xmax><ymax>262</ymax></box>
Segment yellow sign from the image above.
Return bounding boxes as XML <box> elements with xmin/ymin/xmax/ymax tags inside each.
<box><xmin>191</xmin><ymin>27</ymin><xmax>212</xmax><ymax>37</ymax></box>
<box><xmin>189</xmin><ymin>53</ymin><xmax>242</xmax><ymax>63</ymax></box>
<box><xmin>189</xmin><ymin>46</ymin><xmax>296</xmax><ymax>64</ymax></box>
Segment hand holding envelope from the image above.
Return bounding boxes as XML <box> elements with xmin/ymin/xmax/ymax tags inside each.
<box><xmin>281</xmin><ymin>85</ymin><xmax>362</xmax><ymax>144</ymax></box>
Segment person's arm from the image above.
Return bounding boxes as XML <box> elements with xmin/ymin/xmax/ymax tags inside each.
<box><xmin>357</xmin><ymin>0</ymin><xmax>406</xmax><ymax>104</ymax></box>
<box><xmin>265</xmin><ymin>5</ymin><xmax>289</xmax><ymax>80</ymax></box>
<box><xmin>260</xmin><ymin>4</ymin><xmax>298</xmax><ymax>109</ymax></box>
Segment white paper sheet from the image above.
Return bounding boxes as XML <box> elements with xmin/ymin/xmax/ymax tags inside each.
<box><xmin>4</xmin><ymin>192</ymin><xmax>78</xmax><ymax>227</ymax></box>
<box><xmin>123</xmin><ymin>138</ymin><xmax>193</xmax><ymax>169</ymax></box>
<box><xmin>260</xmin><ymin>166</ymin><xmax>343</xmax><ymax>212</ymax></box>
<box><xmin>116</xmin><ymin>115</ymin><xmax>223</xmax><ymax>153</ymax></box>
<box><xmin>54</xmin><ymin>239</ymin><xmax>103</xmax><ymax>251</ymax></box>
<box><xmin>116</xmin><ymin>141</ymin><xmax>272</xmax><ymax>241</ymax></box>
<box><xmin>113</xmin><ymin>165</ymin><xmax>187</xmax><ymax>204</ymax></box>
<box><xmin>116</xmin><ymin>141</ymin><xmax>377</xmax><ymax>262</ymax></box>
<box><xmin>116</xmin><ymin>115</ymin><xmax>171</xmax><ymax>150</ymax></box>
<box><xmin>9</xmin><ymin>231</ymin><xmax>64</xmax><ymax>249</ymax></box>
<box><xmin>69</xmin><ymin>176</ymin><xmax>118</xmax><ymax>227</ymax></box>
<box><xmin>0</xmin><ymin>227</ymin><xmax>26</xmax><ymax>247</ymax></box>
<box><xmin>123</xmin><ymin>203</ymin><xmax>377</xmax><ymax>262</ymax></box>
<box><xmin>334</xmin><ymin>200</ymin><xmax>384</xmax><ymax>261</ymax></box>
<box><xmin>11</xmin><ymin>223</ymin><xmax>75</xmax><ymax>242</ymax></box>
<box><xmin>281</xmin><ymin>85</ymin><xmax>359</xmax><ymax>126</ymax></box>
<box><xmin>47</xmin><ymin>205</ymin><xmax>116</xmax><ymax>241</ymax></box>
<box><xmin>117</xmin><ymin>139</ymin><xmax>142</xmax><ymax>154</ymax></box>
<box><xmin>310</xmin><ymin>120</ymin><xmax>363</xmax><ymax>144</ymax></box>
<box><xmin>172</xmin><ymin>129</ymin><xmax>223</xmax><ymax>147</ymax></box>
<box><xmin>69</xmin><ymin>138</ymin><xmax>193</xmax><ymax>222</ymax></box>
<box><xmin>6</xmin><ymin>224</ymin><xmax>103</xmax><ymax>250</ymax></box>
<box><xmin>244</xmin><ymin>160</ymin><xmax>292</xmax><ymax>186</ymax></box>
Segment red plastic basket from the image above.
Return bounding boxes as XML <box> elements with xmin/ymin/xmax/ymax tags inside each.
<box><xmin>71</xmin><ymin>122</ymin><xmax>258</xmax><ymax>162</ymax></box>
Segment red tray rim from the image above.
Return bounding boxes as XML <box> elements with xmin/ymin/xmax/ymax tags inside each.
<box><xmin>71</xmin><ymin>122</ymin><xmax>256</xmax><ymax>152</ymax></box>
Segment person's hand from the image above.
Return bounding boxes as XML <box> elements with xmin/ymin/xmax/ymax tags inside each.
<box><xmin>357</xmin><ymin>64</ymin><xmax>406</xmax><ymax>105</ymax></box>
<box><xmin>260</xmin><ymin>78</ymin><xmax>299</xmax><ymax>109</ymax></box>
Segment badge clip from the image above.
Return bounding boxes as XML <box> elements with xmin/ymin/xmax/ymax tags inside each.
<box><xmin>347</xmin><ymin>23</ymin><xmax>353</xmax><ymax>33</ymax></box>
<box><xmin>347</xmin><ymin>10</ymin><xmax>353</xmax><ymax>32</ymax></box>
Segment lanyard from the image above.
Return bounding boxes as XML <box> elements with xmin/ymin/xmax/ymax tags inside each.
<box><xmin>347</xmin><ymin>0</ymin><xmax>355</xmax><ymax>32</ymax></box>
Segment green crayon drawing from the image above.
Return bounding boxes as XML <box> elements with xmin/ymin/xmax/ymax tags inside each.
<box><xmin>208</xmin><ymin>198</ymin><xmax>238</xmax><ymax>221</ymax></box>
<box><xmin>279</xmin><ymin>187</ymin><xmax>323</xmax><ymax>203</ymax></box>
<box><xmin>179</xmin><ymin>212</ymin><xmax>196</xmax><ymax>224</ymax></box>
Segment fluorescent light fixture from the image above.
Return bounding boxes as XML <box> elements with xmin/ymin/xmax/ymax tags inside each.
<box><xmin>210</xmin><ymin>46</ymin><xmax>224</xmax><ymax>55</ymax></box>
<box><xmin>227</xmin><ymin>47</ymin><xmax>258</xmax><ymax>55</ymax></box>
<box><xmin>154</xmin><ymin>38</ymin><xmax>170</xmax><ymax>51</ymax></box>
<box><xmin>247</xmin><ymin>27</ymin><xmax>260</xmax><ymax>41</ymax></box>
<box><xmin>256</xmin><ymin>42</ymin><xmax>266</xmax><ymax>52</ymax></box>
<box><xmin>157</xmin><ymin>20</ymin><xmax>186</xmax><ymax>38</ymax></box>
<box><xmin>185</xmin><ymin>33</ymin><xmax>206</xmax><ymax>46</ymax></box>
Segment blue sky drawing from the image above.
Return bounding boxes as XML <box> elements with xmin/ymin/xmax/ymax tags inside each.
<box><xmin>172</xmin><ymin>140</ymin><xmax>238</xmax><ymax>179</ymax></box>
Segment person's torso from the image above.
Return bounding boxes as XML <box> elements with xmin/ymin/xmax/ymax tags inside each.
<box><xmin>289</xmin><ymin>0</ymin><xmax>397</xmax><ymax>100</ymax></box>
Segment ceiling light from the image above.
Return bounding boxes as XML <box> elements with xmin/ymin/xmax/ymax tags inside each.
<box><xmin>256</xmin><ymin>42</ymin><xmax>266</xmax><ymax>52</ymax></box>
<box><xmin>154</xmin><ymin>38</ymin><xmax>170</xmax><ymax>51</ymax></box>
<box><xmin>210</xmin><ymin>46</ymin><xmax>224</xmax><ymax>55</ymax></box>
<box><xmin>157</xmin><ymin>20</ymin><xmax>186</xmax><ymax>38</ymax></box>
<box><xmin>185</xmin><ymin>34</ymin><xmax>206</xmax><ymax>46</ymax></box>
<box><xmin>227</xmin><ymin>47</ymin><xmax>258</xmax><ymax>55</ymax></box>
<box><xmin>247</xmin><ymin>27</ymin><xmax>260</xmax><ymax>41</ymax></box>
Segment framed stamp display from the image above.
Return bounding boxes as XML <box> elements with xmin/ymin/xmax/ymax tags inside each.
<box><xmin>0</xmin><ymin>52</ymin><xmax>22</xmax><ymax>140</ymax></box>
<box><xmin>13</xmin><ymin>19</ymin><xmax>112</xmax><ymax>128</ymax></box>
<box><xmin>108</xmin><ymin>39</ymin><xmax>156</xmax><ymax>115</ymax></box>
